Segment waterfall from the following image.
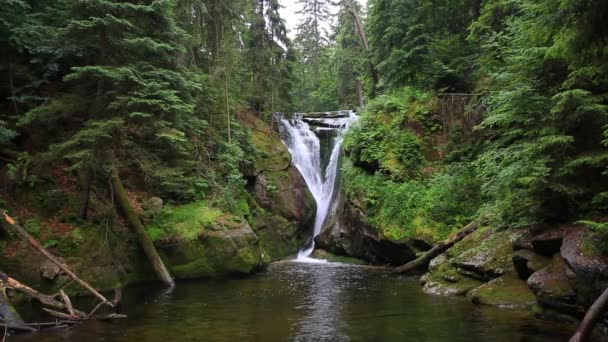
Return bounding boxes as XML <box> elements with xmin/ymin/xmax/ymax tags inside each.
<box><xmin>278</xmin><ymin>110</ymin><xmax>358</xmax><ymax>261</ymax></box>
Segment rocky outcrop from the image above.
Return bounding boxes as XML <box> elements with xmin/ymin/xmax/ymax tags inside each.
<box><xmin>241</xmin><ymin>112</ymin><xmax>316</xmax><ymax>260</ymax></box>
<box><xmin>422</xmin><ymin>226</ymin><xmax>525</xmax><ymax>300</ymax></box>
<box><xmin>420</xmin><ymin>222</ymin><xmax>608</xmax><ymax>334</ymax></box>
<box><xmin>315</xmin><ymin>192</ymin><xmax>422</xmax><ymax>265</ymax></box>
<box><xmin>159</xmin><ymin>223</ymin><xmax>267</xmax><ymax>279</ymax></box>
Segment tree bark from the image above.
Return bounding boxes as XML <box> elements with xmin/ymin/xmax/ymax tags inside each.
<box><xmin>0</xmin><ymin>270</ymin><xmax>85</xmax><ymax>316</ymax></box>
<box><xmin>1</xmin><ymin>212</ymin><xmax>112</xmax><ymax>306</ymax></box>
<box><xmin>356</xmin><ymin>79</ymin><xmax>364</xmax><ymax>108</ymax></box>
<box><xmin>394</xmin><ymin>220</ymin><xmax>481</xmax><ymax>274</ymax></box>
<box><xmin>110</xmin><ymin>168</ymin><xmax>174</xmax><ymax>287</ymax></box>
<box><xmin>570</xmin><ymin>287</ymin><xmax>608</xmax><ymax>342</ymax></box>
<box><xmin>78</xmin><ymin>169</ymin><xmax>92</xmax><ymax>220</ymax></box>
<box><xmin>349</xmin><ymin>8</ymin><xmax>378</xmax><ymax>96</ymax></box>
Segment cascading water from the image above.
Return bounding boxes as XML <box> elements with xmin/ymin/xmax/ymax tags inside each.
<box><xmin>278</xmin><ymin>110</ymin><xmax>358</xmax><ymax>262</ymax></box>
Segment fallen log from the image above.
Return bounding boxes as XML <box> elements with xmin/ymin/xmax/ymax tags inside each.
<box><xmin>394</xmin><ymin>220</ymin><xmax>481</xmax><ymax>274</ymax></box>
<box><xmin>0</xmin><ymin>271</ymin><xmax>85</xmax><ymax>316</ymax></box>
<box><xmin>1</xmin><ymin>211</ymin><xmax>112</xmax><ymax>306</ymax></box>
<box><xmin>570</xmin><ymin>287</ymin><xmax>608</xmax><ymax>342</ymax></box>
<box><xmin>110</xmin><ymin>168</ymin><xmax>174</xmax><ymax>287</ymax></box>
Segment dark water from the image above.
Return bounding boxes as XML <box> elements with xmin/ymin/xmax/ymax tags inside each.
<box><xmin>12</xmin><ymin>262</ymin><xmax>573</xmax><ymax>341</ymax></box>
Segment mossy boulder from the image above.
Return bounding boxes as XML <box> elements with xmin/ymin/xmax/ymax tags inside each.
<box><xmin>527</xmin><ymin>255</ymin><xmax>582</xmax><ymax>315</ymax></box>
<box><xmin>422</xmin><ymin>226</ymin><xmax>536</xmax><ymax>306</ymax></box>
<box><xmin>422</xmin><ymin>254</ymin><xmax>484</xmax><ymax>296</ymax></box>
<box><xmin>468</xmin><ymin>274</ymin><xmax>536</xmax><ymax>309</ymax></box>
<box><xmin>147</xmin><ymin>201</ymin><xmax>269</xmax><ymax>279</ymax></box>
<box><xmin>159</xmin><ymin>225</ymin><xmax>268</xmax><ymax>279</ymax></box>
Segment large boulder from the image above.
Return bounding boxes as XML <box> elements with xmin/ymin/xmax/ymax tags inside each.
<box><xmin>160</xmin><ymin>223</ymin><xmax>268</xmax><ymax>279</ymax></box>
<box><xmin>527</xmin><ymin>255</ymin><xmax>583</xmax><ymax>316</ymax></box>
<box><xmin>561</xmin><ymin>226</ymin><xmax>608</xmax><ymax>282</ymax></box>
<box><xmin>422</xmin><ymin>226</ymin><xmax>537</xmax><ymax>306</ymax></box>
<box><xmin>315</xmin><ymin>192</ymin><xmax>418</xmax><ymax>265</ymax></box>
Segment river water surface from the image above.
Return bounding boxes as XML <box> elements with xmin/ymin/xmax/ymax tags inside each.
<box><xmin>13</xmin><ymin>262</ymin><xmax>572</xmax><ymax>341</ymax></box>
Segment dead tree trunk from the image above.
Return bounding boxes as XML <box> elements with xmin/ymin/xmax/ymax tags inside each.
<box><xmin>349</xmin><ymin>8</ymin><xmax>378</xmax><ymax>97</ymax></box>
<box><xmin>570</xmin><ymin>287</ymin><xmax>608</xmax><ymax>342</ymax></box>
<box><xmin>110</xmin><ymin>168</ymin><xmax>174</xmax><ymax>287</ymax></box>
<box><xmin>394</xmin><ymin>220</ymin><xmax>481</xmax><ymax>274</ymax></box>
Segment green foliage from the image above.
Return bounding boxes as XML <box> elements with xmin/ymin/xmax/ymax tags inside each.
<box><xmin>344</xmin><ymin>87</ymin><xmax>428</xmax><ymax>179</ymax></box>
<box><xmin>23</xmin><ymin>219</ymin><xmax>42</xmax><ymax>237</ymax></box>
<box><xmin>342</xmin><ymin>159</ymin><xmax>480</xmax><ymax>241</ymax></box>
<box><xmin>368</xmin><ymin>0</ymin><xmax>479</xmax><ymax>92</ymax></box>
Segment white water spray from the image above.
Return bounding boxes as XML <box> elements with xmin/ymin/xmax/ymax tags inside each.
<box><xmin>278</xmin><ymin>110</ymin><xmax>357</xmax><ymax>261</ymax></box>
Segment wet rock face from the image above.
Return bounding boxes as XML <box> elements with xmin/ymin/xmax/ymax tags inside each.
<box><xmin>530</xmin><ymin>227</ymin><xmax>569</xmax><ymax>257</ymax></box>
<box><xmin>527</xmin><ymin>256</ymin><xmax>582</xmax><ymax>315</ymax></box>
<box><xmin>512</xmin><ymin>249</ymin><xmax>551</xmax><ymax>280</ymax></box>
<box><xmin>561</xmin><ymin>226</ymin><xmax>608</xmax><ymax>282</ymax></box>
<box><xmin>243</xmin><ymin>112</ymin><xmax>317</xmax><ymax>260</ymax></box>
<box><xmin>161</xmin><ymin>223</ymin><xmax>268</xmax><ymax>279</ymax></box>
<box><xmin>314</xmin><ymin>195</ymin><xmax>418</xmax><ymax>266</ymax></box>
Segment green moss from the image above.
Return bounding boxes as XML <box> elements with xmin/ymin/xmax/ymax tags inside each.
<box><xmin>468</xmin><ymin>274</ymin><xmax>536</xmax><ymax>309</ymax></box>
<box><xmin>148</xmin><ymin>201</ymin><xmax>235</xmax><ymax>242</ymax></box>
<box><xmin>162</xmin><ymin>230</ymin><xmax>267</xmax><ymax>279</ymax></box>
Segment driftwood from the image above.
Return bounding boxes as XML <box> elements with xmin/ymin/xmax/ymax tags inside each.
<box><xmin>394</xmin><ymin>220</ymin><xmax>481</xmax><ymax>274</ymax></box>
<box><xmin>1</xmin><ymin>211</ymin><xmax>112</xmax><ymax>306</ymax></box>
<box><xmin>110</xmin><ymin>168</ymin><xmax>174</xmax><ymax>287</ymax></box>
<box><xmin>570</xmin><ymin>287</ymin><xmax>608</xmax><ymax>342</ymax></box>
<box><xmin>0</xmin><ymin>271</ymin><xmax>84</xmax><ymax>316</ymax></box>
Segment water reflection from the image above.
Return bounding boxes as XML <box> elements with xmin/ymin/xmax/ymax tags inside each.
<box><xmin>12</xmin><ymin>262</ymin><xmax>573</xmax><ymax>342</ymax></box>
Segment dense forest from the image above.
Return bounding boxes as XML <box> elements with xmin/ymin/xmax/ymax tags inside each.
<box><xmin>1</xmin><ymin>0</ymin><xmax>608</xmax><ymax>340</ymax></box>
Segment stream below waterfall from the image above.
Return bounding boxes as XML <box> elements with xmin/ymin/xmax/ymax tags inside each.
<box><xmin>12</xmin><ymin>262</ymin><xmax>572</xmax><ymax>341</ymax></box>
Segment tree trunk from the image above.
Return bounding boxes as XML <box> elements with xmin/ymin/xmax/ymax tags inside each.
<box><xmin>356</xmin><ymin>79</ymin><xmax>364</xmax><ymax>108</ymax></box>
<box><xmin>110</xmin><ymin>168</ymin><xmax>174</xmax><ymax>287</ymax></box>
<box><xmin>78</xmin><ymin>170</ymin><xmax>92</xmax><ymax>220</ymax></box>
<box><xmin>394</xmin><ymin>220</ymin><xmax>481</xmax><ymax>274</ymax></box>
<box><xmin>349</xmin><ymin>8</ymin><xmax>378</xmax><ymax>96</ymax></box>
<box><xmin>570</xmin><ymin>287</ymin><xmax>608</xmax><ymax>342</ymax></box>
